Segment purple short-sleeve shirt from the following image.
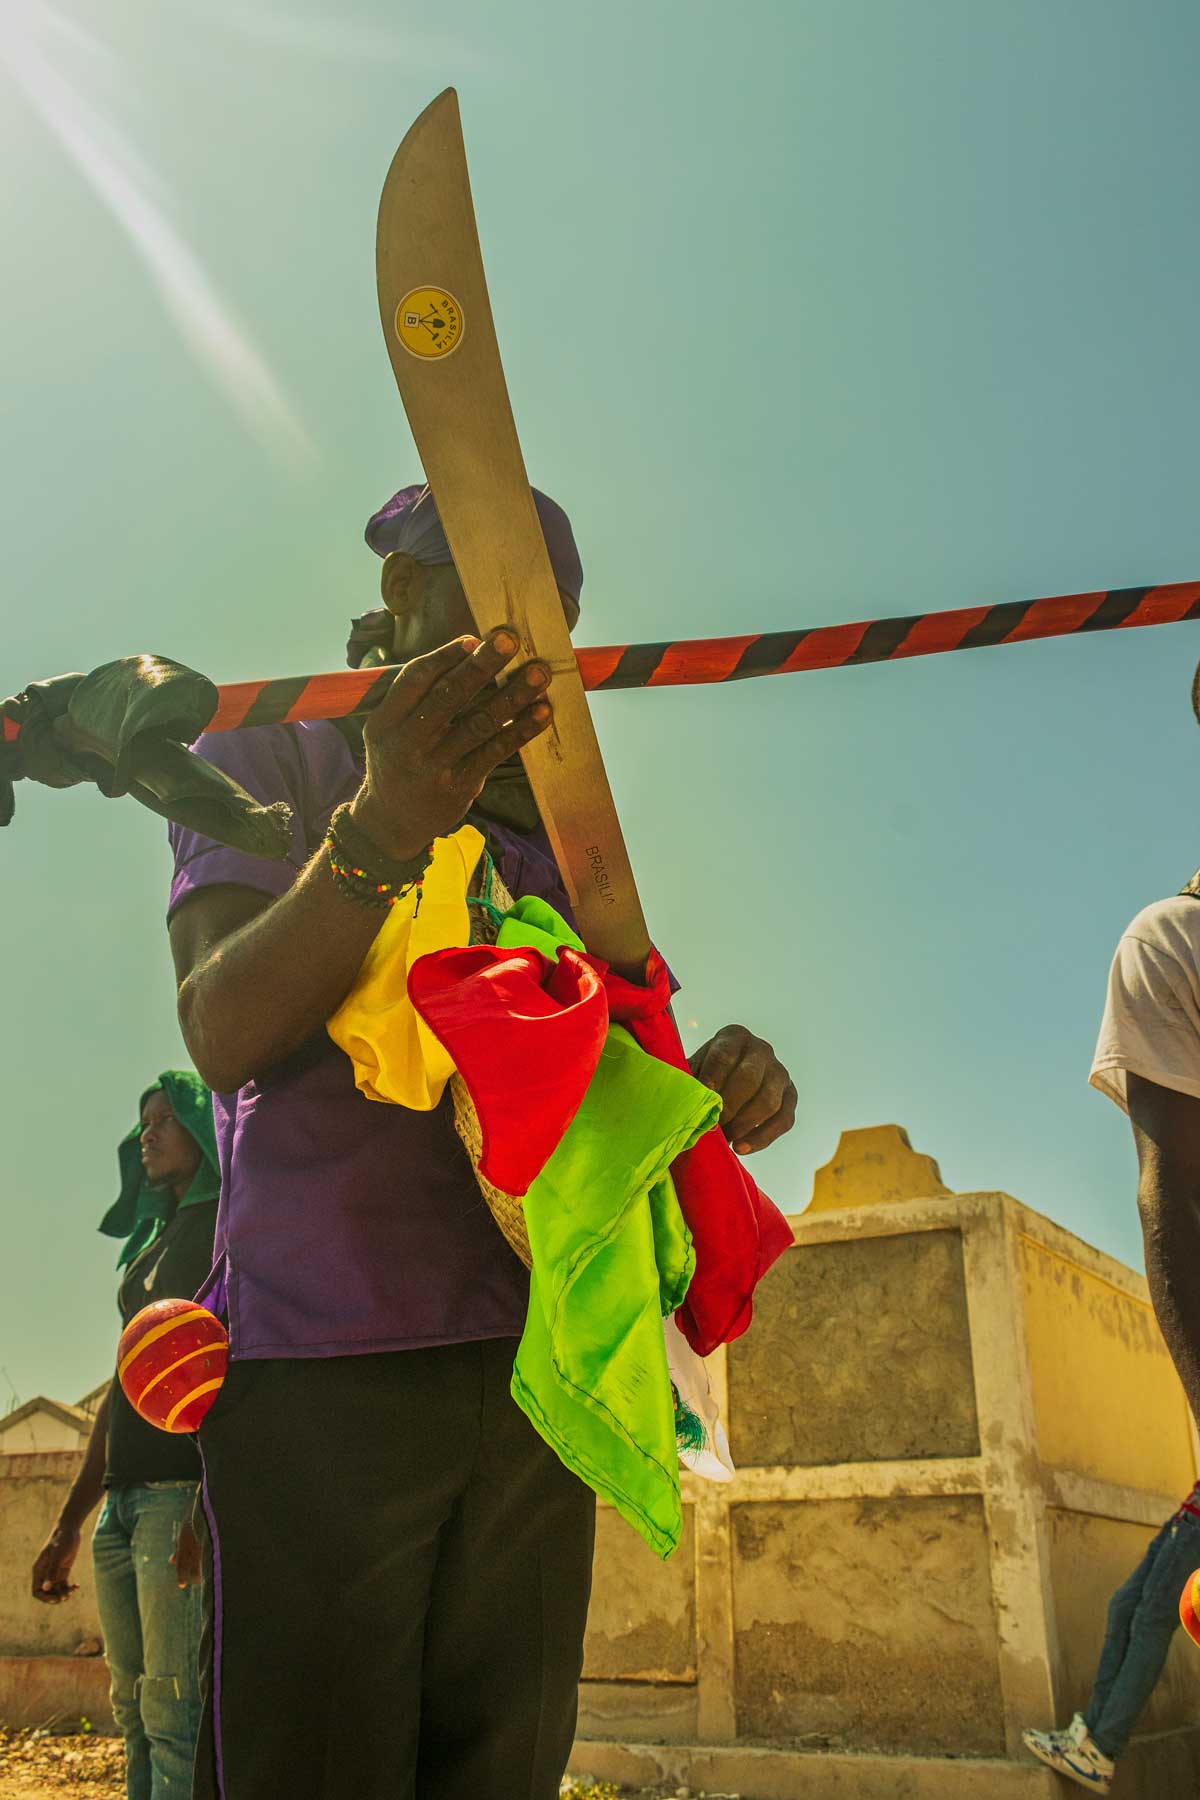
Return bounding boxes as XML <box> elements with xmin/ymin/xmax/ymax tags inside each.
<box><xmin>169</xmin><ymin>721</ymin><xmax>570</xmax><ymax>1363</ymax></box>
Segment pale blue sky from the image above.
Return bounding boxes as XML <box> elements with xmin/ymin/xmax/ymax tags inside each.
<box><xmin>3</xmin><ymin>0</ymin><xmax>1199</xmax><ymax>1403</ymax></box>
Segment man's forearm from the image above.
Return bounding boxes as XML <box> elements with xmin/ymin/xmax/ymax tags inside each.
<box><xmin>175</xmin><ymin>633</ymin><xmax>566</xmax><ymax>1093</ymax></box>
<box><xmin>58</xmin><ymin>1388</ymin><xmax>111</xmax><ymax>1530</ymax></box>
<box><xmin>1139</xmin><ymin>1174</ymin><xmax>1200</xmax><ymax>1425</ymax></box>
<box><xmin>176</xmin><ymin>846</ymin><xmax>389</xmax><ymax>1093</ymax></box>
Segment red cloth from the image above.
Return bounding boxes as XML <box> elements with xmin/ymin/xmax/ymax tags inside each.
<box><xmin>407</xmin><ymin>943</ymin><xmax>608</xmax><ymax>1198</ymax></box>
<box><xmin>410</xmin><ymin>939</ymin><xmax>793</xmax><ymax>1354</ymax></box>
<box><xmin>604</xmin><ymin>955</ymin><xmax>794</xmax><ymax>1356</ymax></box>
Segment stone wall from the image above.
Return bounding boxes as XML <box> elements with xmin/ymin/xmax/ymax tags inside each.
<box><xmin>729</xmin><ymin>1493</ymin><xmax>1003</xmax><ymax>1754</ymax></box>
<box><xmin>1020</xmin><ymin>1234</ymin><xmax>1195</xmax><ymax>1498</ymax></box>
<box><xmin>0</xmin><ymin>1451</ymin><xmax>109</xmax><ymax>1729</ymax></box>
<box><xmin>728</xmin><ymin>1228</ymin><xmax>980</xmax><ymax>1469</ymax></box>
<box><xmin>577</xmin><ymin>1125</ymin><xmax>1200</xmax><ymax>1797</ymax></box>
<box><xmin>0</xmin><ymin>1453</ymin><xmax>102</xmax><ymax>1657</ymax></box>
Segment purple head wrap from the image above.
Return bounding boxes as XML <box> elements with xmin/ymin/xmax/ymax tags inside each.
<box><xmin>365</xmin><ymin>483</ymin><xmax>583</xmax><ymax>602</ymax></box>
<box><xmin>349</xmin><ymin>483</ymin><xmax>584</xmax><ymax>670</ymax></box>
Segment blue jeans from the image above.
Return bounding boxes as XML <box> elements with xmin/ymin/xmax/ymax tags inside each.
<box><xmin>92</xmin><ymin>1483</ymin><xmax>203</xmax><ymax>1800</ymax></box>
<box><xmin>1084</xmin><ymin>1511</ymin><xmax>1200</xmax><ymax>1758</ymax></box>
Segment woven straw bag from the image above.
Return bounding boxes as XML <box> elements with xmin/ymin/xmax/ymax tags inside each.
<box><xmin>450</xmin><ymin>850</ymin><xmax>533</xmax><ymax>1268</ymax></box>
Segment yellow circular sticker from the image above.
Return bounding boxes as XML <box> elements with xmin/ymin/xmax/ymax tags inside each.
<box><xmin>394</xmin><ymin>288</ymin><xmax>464</xmax><ymax>360</ymax></box>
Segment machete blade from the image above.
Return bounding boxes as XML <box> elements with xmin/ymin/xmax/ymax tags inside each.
<box><xmin>376</xmin><ymin>88</ymin><xmax>650</xmax><ymax>973</ymax></box>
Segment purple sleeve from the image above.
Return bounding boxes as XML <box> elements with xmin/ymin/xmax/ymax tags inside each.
<box><xmin>167</xmin><ymin>727</ymin><xmax>312</xmax><ymax>921</ymax></box>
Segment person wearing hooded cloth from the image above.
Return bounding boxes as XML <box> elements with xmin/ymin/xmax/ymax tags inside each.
<box><xmin>31</xmin><ymin>1071</ymin><xmax>219</xmax><ymax>1800</ymax></box>
<box><xmin>166</xmin><ymin>484</ymin><xmax>798</xmax><ymax>1800</ymax></box>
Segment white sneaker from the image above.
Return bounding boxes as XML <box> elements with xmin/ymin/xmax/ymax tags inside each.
<box><xmin>1023</xmin><ymin>1724</ymin><xmax>1071</xmax><ymax>1755</ymax></box>
<box><xmin>1022</xmin><ymin>1714</ymin><xmax>1114</xmax><ymax>1793</ymax></box>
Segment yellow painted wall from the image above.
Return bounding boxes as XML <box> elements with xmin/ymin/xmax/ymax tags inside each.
<box><xmin>0</xmin><ymin>1454</ymin><xmax>103</xmax><ymax>1656</ymax></box>
<box><xmin>1020</xmin><ymin>1235</ymin><xmax>1196</xmax><ymax>1498</ymax></box>
<box><xmin>585</xmin><ymin>1503</ymin><xmax>696</xmax><ymax>1682</ymax></box>
<box><xmin>0</xmin><ymin>1417</ymin><xmax>86</xmax><ymax>1455</ymax></box>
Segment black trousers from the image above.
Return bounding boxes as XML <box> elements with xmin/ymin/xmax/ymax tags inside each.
<box><xmin>193</xmin><ymin>1338</ymin><xmax>596</xmax><ymax>1800</ymax></box>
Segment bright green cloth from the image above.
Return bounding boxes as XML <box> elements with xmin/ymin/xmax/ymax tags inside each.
<box><xmin>497</xmin><ymin>901</ymin><xmax>720</xmax><ymax>1558</ymax></box>
<box><xmin>494</xmin><ymin>892</ymin><xmax>586</xmax><ymax>961</ymax></box>
<box><xmin>99</xmin><ymin>1070</ymin><xmax>219</xmax><ymax>1267</ymax></box>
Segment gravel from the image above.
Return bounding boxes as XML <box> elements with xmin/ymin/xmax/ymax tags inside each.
<box><xmin>0</xmin><ymin>1734</ymin><xmax>723</xmax><ymax>1800</ymax></box>
<box><xmin>0</xmin><ymin>1731</ymin><xmax>125</xmax><ymax>1798</ymax></box>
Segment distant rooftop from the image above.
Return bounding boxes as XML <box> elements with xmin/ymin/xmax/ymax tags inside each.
<box><xmin>0</xmin><ymin>1395</ymin><xmax>92</xmax><ymax>1437</ymax></box>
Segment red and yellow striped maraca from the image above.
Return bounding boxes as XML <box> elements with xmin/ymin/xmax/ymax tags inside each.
<box><xmin>117</xmin><ymin>1298</ymin><xmax>228</xmax><ymax>1434</ymax></box>
<box><xmin>1180</xmin><ymin>1569</ymin><xmax>1200</xmax><ymax>1648</ymax></box>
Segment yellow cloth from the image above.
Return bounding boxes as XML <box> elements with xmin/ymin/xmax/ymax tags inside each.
<box><xmin>326</xmin><ymin>824</ymin><xmax>485</xmax><ymax>1108</ymax></box>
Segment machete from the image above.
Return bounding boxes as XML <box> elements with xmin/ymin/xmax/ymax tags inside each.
<box><xmin>376</xmin><ymin>88</ymin><xmax>650</xmax><ymax>975</ymax></box>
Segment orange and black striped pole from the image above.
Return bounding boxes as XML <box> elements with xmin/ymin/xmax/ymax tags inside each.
<box><xmin>6</xmin><ymin>580</ymin><xmax>1200</xmax><ymax>745</ymax></box>
<box><xmin>201</xmin><ymin>579</ymin><xmax>1200</xmax><ymax>732</ymax></box>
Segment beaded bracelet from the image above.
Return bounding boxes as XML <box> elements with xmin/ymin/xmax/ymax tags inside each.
<box><xmin>329</xmin><ymin>803</ymin><xmax>433</xmax><ymax>884</ymax></box>
<box><xmin>325</xmin><ymin>804</ymin><xmax>433</xmax><ymax>909</ymax></box>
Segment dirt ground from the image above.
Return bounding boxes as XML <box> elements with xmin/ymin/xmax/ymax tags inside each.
<box><xmin>0</xmin><ymin>1732</ymin><xmax>717</xmax><ymax>1800</ymax></box>
<box><xmin>0</xmin><ymin>1733</ymin><xmax>124</xmax><ymax>1797</ymax></box>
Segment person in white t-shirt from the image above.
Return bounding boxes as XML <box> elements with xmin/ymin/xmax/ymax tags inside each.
<box><xmin>1022</xmin><ymin>872</ymin><xmax>1200</xmax><ymax>1793</ymax></box>
<box><xmin>1090</xmin><ymin>882</ymin><xmax>1200</xmax><ymax>1421</ymax></box>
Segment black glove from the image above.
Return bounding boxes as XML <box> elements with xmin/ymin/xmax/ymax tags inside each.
<box><xmin>1</xmin><ymin>656</ymin><xmax>292</xmax><ymax>858</ymax></box>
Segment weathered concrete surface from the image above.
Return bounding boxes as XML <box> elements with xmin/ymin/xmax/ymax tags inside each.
<box><xmin>808</xmin><ymin>1125</ymin><xmax>950</xmax><ymax>1215</ymax></box>
<box><xmin>0</xmin><ymin>1454</ymin><xmax>102</xmax><ymax>1657</ymax></box>
<box><xmin>573</xmin><ymin>1733</ymin><xmax>1200</xmax><ymax>1797</ymax></box>
<box><xmin>730</xmin><ymin>1495</ymin><xmax>1004</xmax><ymax>1754</ymax></box>
<box><xmin>0</xmin><ymin>1655</ymin><xmax>113</xmax><ymax>1732</ymax></box>
<box><xmin>570</xmin><ymin>1737</ymin><xmax>1066</xmax><ymax>1797</ymax></box>
<box><xmin>1047</xmin><ymin>1508</ymin><xmax>1200</xmax><ymax>1738</ymax></box>
<box><xmin>572</xmin><ymin>1151</ymin><xmax>1200</xmax><ymax>1783</ymax></box>
<box><xmin>584</xmin><ymin>1503</ymin><xmax>695</xmax><ymax>1681</ymax></box>
<box><xmin>576</xmin><ymin>1678</ymin><xmax>697</xmax><ymax>1744</ymax></box>
<box><xmin>728</xmin><ymin>1230</ymin><xmax>979</xmax><ymax>1467</ymax></box>
<box><xmin>1020</xmin><ymin>1235</ymin><xmax>1195</xmax><ymax>1498</ymax></box>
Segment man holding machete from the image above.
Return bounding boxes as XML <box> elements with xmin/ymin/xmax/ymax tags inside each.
<box><xmin>168</xmin><ymin>483</ymin><xmax>796</xmax><ymax>1800</ymax></box>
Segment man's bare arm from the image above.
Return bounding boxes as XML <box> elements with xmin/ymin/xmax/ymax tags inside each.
<box><xmin>1127</xmin><ymin>1071</ymin><xmax>1200</xmax><ymax>1424</ymax></box>
<box><xmin>171</xmin><ymin>630</ymin><xmax>553</xmax><ymax>1094</ymax></box>
<box><xmin>171</xmin><ymin>865</ymin><xmax>389</xmax><ymax>1094</ymax></box>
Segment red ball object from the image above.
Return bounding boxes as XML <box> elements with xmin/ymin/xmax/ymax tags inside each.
<box><xmin>117</xmin><ymin>1298</ymin><xmax>228</xmax><ymax>1434</ymax></box>
<box><xmin>1182</xmin><ymin>1569</ymin><xmax>1200</xmax><ymax>1649</ymax></box>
